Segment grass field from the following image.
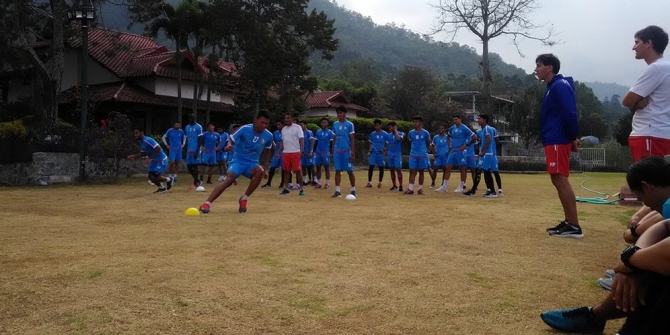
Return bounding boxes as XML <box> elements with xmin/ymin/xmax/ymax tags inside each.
<box><xmin>0</xmin><ymin>172</ymin><xmax>638</xmax><ymax>334</ymax></box>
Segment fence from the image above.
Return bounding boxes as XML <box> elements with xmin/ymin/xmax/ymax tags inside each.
<box><xmin>579</xmin><ymin>147</ymin><xmax>606</xmax><ymax>171</ymax></box>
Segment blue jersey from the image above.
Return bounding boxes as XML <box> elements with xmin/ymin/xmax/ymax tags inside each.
<box><xmin>477</xmin><ymin>126</ymin><xmax>496</xmax><ymax>155</ymax></box>
<box><xmin>163</xmin><ymin>128</ymin><xmax>185</xmax><ymax>150</ymax></box>
<box><xmin>185</xmin><ymin>123</ymin><xmax>203</xmax><ymax>152</ymax></box>
<box><xmin>272</xmin><ymin>130</ymin><xmax>283</xmax><ymax>153</ymax></box>
<box><xmin>202</xmin><ymin>132</ymin><xmax>220</xmax><ymax>154</ymax></box>
<box><xmin>408</xmin><ymin>129</ymin><xmax>431</xmax><ymax>157</ymax></box>
<box><xmin>315</xmin><ymin>129</ymin><xmax>334</xmax><ymax>153</ymax></box>
<box><xmin>217</xmin><ymin>132</ymin><xmax>229</xmax><ymax>152</ymax></box>
<box><xmin>369</xmin><ymin>130</ymin><xmax>388</xmax><ymax>154</ymax></box>
<box><xmin>303</xmin><ymin>129</ymin><xmax>314</xmax><ymax>154</ymax></box>
<box><xmin>140</xmin><ymin>136</ymin><xmax>167</xmax><ymax>162</ymax></box>
<box><xmin>432</xmin><ymin>134</ymin><xmax>449</xmax><ymax>156</ymax></box>
<box><xmin>230</xmin><ymin>124</ymin><xmax>273</xmax><ymax>164</ymax></box>
<box><xmin>333</xmin><ymin>120</ymin><xmax>355</xmax><ymax>152</ymax></box>
<box><xmin>490</xmin><ymin>127</ymin><xmax>498</xmax><ymax>155</ymax></box>
<box><xmin>448</xmin><ymin>124</ymin><xmax>474</xmax><ymax>151</ymax></box>
<box><xmin>386</xmin><ymin>131</ymin><xmax>404</xmax><ymax>155</ymax></box>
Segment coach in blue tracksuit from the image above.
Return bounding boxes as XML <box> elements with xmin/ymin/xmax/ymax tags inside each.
<box><xmin>535</xmin><ymin>53</ymin><xmax>583</xmax><ymax>239</ymax></box>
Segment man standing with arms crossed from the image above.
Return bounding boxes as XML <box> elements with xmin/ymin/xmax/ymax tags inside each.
<box><xmin>162</xmin><ymin>122</ymin><xmax>185</xmax><ymax>183</ymax></box>
<box><xmin>535</xmin><ymin>53</ymin><xmax>582</xmax><ymax>239</ymax></box>
<box><xmin>332</xmin><ymin>106</ymin><xmax>356</xmax><ymax>198</ymax></box>
<box><xmin>366</xmin><ymin>119</ymin><xmax>388</xmax><ymax>188</ymax></box>
<box><xmin>278</xmin><ymin>114</ymin><xmax>305</xmax><ymax>196</ymax></box>
<box><xmin>314</xmin><ymin>118</ymin><xmax>334</xmax><ymax>189</ymax></box>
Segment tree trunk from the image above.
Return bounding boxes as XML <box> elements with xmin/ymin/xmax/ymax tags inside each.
<box><xmin>481</xmin><ymin>38</ymin><xmax>492</xmax><ymax>98</ymax></box>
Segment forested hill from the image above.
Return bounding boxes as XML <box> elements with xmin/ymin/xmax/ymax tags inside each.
<box><xmin>583</xmin><ymin>81</ymin><xmax>630</xmax><ymax>102</ymax></box>
<box><xmin>97</xmin><ymin>0</ymin><xmax>528</xmax><ymax>80</ymax></box>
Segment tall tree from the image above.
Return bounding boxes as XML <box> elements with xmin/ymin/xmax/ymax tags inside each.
<box><xmin>1</xmin><ymin>0</ymin><xmax>67</xmax><ymax>133</ymax></box>
<box><xmin>506</xmin><ymin>80</ymin><xmax>543</xmax><ymax>148</ymax></box>
<box><xmin>432</xmin><ymin>0</ymin><xmax>556</xmax><ymax>99</ymax></box>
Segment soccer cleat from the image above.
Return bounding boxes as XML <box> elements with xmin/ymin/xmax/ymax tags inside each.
<box><xmin>483</xmin><ymin>191</ymin><xmax>497</xmax><ymax>198</ymax></box>
<box><xmin>206</xmin><ymin>179</ymin><xmax>213</xmax><ymax>184</ymax></box>
<box><xmin>550</xmin><ymin>223</ymin><xmax>584</xmax><ymax>239</ymax></box>
<box><xmin>398</xmin><ymin>186</ymin><xmax>404</xmax><ymax>192</ymax></box>
<box><xmin>605</xmin><ymin>269</ymin><xmax>615</xmax><ymax>279</ymax></box>
<box><xmin>315</xmin><ymin>183</ymin><xmax>322</xmax><ymax>188</ymax></box>
<box><xmin>199</xmin><ymin>203</ymin><xmax>211</xmax><ymax>214</ymax></box>
<box><xmin>332</xmin><ymin>191</ymin><xmax>342</xmax><ymax>198</ymax></box>
<box><xmin>324</xmin><ymin>183</ymin><xmax>330</xmax><ymax>189</ymax></box>
<box><xmin>280</xmin><ymin>189</ymin><xmax>290</xmax><ymax>195</ymax></box>
<box><xmin>404</xmin><ymin>189</ymin><xmax>414</xmax><ymax>195</ymax></box>
<box><xmin>430</xmin><ymin>183</ymin><xmax>435</xmax><ymax>189</ymax></box>
<box><xmin>454</xmin><ymin>187</ymin><xmax>464</xmax><ymax>193</ymax></box>
<box><xmin>377</xmin><ymin>182</ymin><xmax>382</xmax><ymax>188</ymax></box>
<box><xmin>546</xmin><ymin>220</ymin><xmax>570</xmax><ymax>233</ymax></box>
<box><xmin>261</xmin><ymin>184</ymin><xmax>272</xmax><ymax>189</ymax></box>
<box><xmin>540</xmin><ymin>307</ymin><xmax>604</xmax><ymax>334</ymax></box>
<box><xmin>417</xmin><ymin>189</ymin><xmax>424</xmax><ymax>195</ymax></box>
<box><xmin>463</xmin><ymin>190</ymin><xmax>476</xmax><ymax>197</ymax></box>
<box><xmin>218</xmin><ymin>175</ymin><xmax>225</xmax><ymax>182</ymax></box>
<box><xmin>390</xmin><ymin>186</ymin><xmax>398</xmax><ymax>191</ymax></box>
<box><xmin>166</xmin><ymin>178</ymin><xmax>173</xmax><ymax>191</ymax></box>
<box><xmin>299</xmin><ymin>189</ymin><xmax>305</xmax><ymax>196</ymax></box>
<box><xmin>365</xmin><ymin>182</ymin><xmax>373</xmax><ymax>188</ymax></box>
<box><xmin>597</xmin><ymin>277</ymin><xmax>613</xmax><ymax>291</ymax></box>
<box><xmin>498</xmin><ymin>190</ymin><xmax>504</xmax><ymax>196</ymax></box>
<box><xmin>350</xmin><ymin>190</ymin><xmax>357</xmax><ymax>197</ymax></box>
<box><xmin>238</xmin><ymin>197</ymin><xmax>247</xmax><ymax>213</ymax></box>
<box><xmin>154</xmin><ymin>187</ymin><xmax>167</xmax><ymax>194</ymax></box>
<box><xmin>435</xmin><ymin>186</ymin><xmax>447</xmax><ymax>192</ymax></box>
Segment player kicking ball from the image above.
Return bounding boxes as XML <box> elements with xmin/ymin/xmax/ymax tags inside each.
<box><xmin>128</xmin><ymin>128</ymin><xmax>173</xmax><ymax>193</ymax></box>
<box><xmin>198</xmin><ymin>110</ymin><xmax>273</xmax><ymax>214</ymax></box>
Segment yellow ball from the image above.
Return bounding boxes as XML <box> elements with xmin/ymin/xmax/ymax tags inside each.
<box><xmin>184</xmin><ymin>207</ymin><xmax>200</xmax><ymax>216</ymax></box>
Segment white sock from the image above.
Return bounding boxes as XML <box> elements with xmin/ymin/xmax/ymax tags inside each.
<box><xmin>408</xmin><ymin>183</ymin><xmax>414</xmax><ymax>191</ymax></box>
<box><xmin>418</xmin><ymin>185</ymin><xmax>423</xmax><ymax>190</ymax></box>
<box><xmin>336</xmin><ymin>186</ymin><xmax>341</xmax><ymax>192</ymax></box>
<box><xmin>351</xmin><ymin>187</ymin><xmax>356</xmax><ymax>192</ymax></box>
<box><xmin>241</xmin><ymin>195</ymin><xmax>248</xmax><ymax>200</ymax></box>
<box><xmin>441</xmin><ymin>180</ymin><xmax>447</xmax><ymax>187</ymax></box>
<box><xmin>498</xmin><ymin>188</ymin><xmax>503</xmax><ymax>192</ymax></box>
<box><xmin>460</xmin><ymin>181</ymin><xmax>466</xmax><ymax>188</ymax></box>
<box><xmin>315</xmin><ymin>177</ymin><xmax>320</xmax><ymax>183</ymax></box>
<box><xmin>326</xmin><ymin>179</ymin><xmax>330</xmax><ymax>184</ymax></box>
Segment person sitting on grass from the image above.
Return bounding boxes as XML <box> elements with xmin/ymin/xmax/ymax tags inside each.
<box><xmin>540</xmin><ymin>155</ymin><xmax>670</xmax><ymax>335</ymax></box>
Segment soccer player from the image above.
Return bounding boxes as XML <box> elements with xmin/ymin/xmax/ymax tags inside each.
<box><xmin>332</xmin><ymin>106</ymin><xmax>356</xmax><ymax>198</ymax></box>
<box><xmin>299</xmin><ymin>120</ymin><xmax>316</xmax><ymax>185</ymax></box>
<box><xmin>535</xmin><ymin>53</ymin><xmax>582</xmax><ymax>238</ymax></box>
<box><xmin>622</xmin><ymin>25</ymin><xmax>670</xmax><ymax>161</ymax></box>
<box><xmin>199</xmin><ymin>123</ymin><xmax>221</xmax><ymax>184</ymax></box>
<box><xmin>404</xmin><ymin>116</ymin><xmax>431</xmax><ymax>195</ymax></box>
<box><xmin>278</xmin><ymin>114</ymin><xmax>305</xmax><ymax>196</ymax></box>
<box><xmin>161</xmin><ymin>122</ymin><xmax>185</xmax><ymax>183</ymax></box>
<box><xmin>314</xmin><ymin>117</ymin><xmax>334</xmax><ymax>188</ymax></box>
<box><xmin>184</xmin><ymin>115</ymin><xmax>203</xmax><ymax>188</ymax></box>
<box><xmin>490</xmin><ymin>125</ymin><xmax>503</xmax><ymax>196</ymax></box>
<box><xmin>367</xmin><ymin>119</ymin><xmax>388</xmax><ymax>188</ymax></box>
<box><xmin>464</xmin><ymin>127</ymin><xmax>478</xmax><ymax>190</ymax></box>
<box><xmin>439</xmin><ymin>114</ymin><xmax>476</xmax><ymax>193</ymax></box>
<box><xmin>198</xmin><ymin>110</ymin><xmax>273</xmax><ymax>214</ymax></box>
<box><xmin>262</xmin><ymin>120</ymin><xmax>284</xmax><ymax>188</ymax></box>
<box><xmin>127</xmin><ymin>128</ymin><xmax>173</xmax><ymax>193</ymax></box>
<box><xmin>216</xmin><ymin>126</ymin><xmax>229</xmax><ymax>182</ymax></box>
<box><xmin>386</xmin><ymin>121</ymin><xmax>404</xmax><ymax>192</ymax></box>
<box><xmin>431</xmin><ymin>125</ymin><xmax>449</xmax><ymax>192</ymax></box>
<box><xmin>464</xmin><ymin>115</ymin><xmax>497</xmax><ymax>197</ymax></box>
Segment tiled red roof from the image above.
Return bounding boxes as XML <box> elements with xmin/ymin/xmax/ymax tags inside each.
<box><xmin>83</xmin><ymin>83</ymin><xmax>232</xmax><ymax>112</ymax></box>
<box><xmin>305</xmin><ymin>91</ymin><xmax>368</xmax><ymax>112</ymax></box>
<box><xmin>68</xmin><ymin>27</ymin><xmax>237</xmax><ymax>81</ymax></box>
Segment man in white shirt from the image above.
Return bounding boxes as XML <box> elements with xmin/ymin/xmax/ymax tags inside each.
<box><xmin>623</xmin><ymin>25</ymin><xmax>670</xmax><ymax>162</ymax></box>
<box><xmin>277</xmin><ymin>114</ymin><xmax>305</xmax><ymax>196</ymax></box>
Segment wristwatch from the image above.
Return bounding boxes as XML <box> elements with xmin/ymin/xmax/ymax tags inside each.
<box><xmin>620</xmin><ymin>245</ymin><xmax>641</xmax><ymax>272</ymax></box>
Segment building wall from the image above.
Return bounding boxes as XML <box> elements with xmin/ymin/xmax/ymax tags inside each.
<box><xmin>154</xmin><ymin>77</ymin><xmax>233</xmax><ymax>105</ymax></box>
<box><xmin>62</xmin><ymin>48</ymin><xmax>120</xmax><ymax>90</ymax></box>
<box><xmin>303</xmin><ymin>108</ymin><xmax>358</xmax><ymax>119</ymax></box>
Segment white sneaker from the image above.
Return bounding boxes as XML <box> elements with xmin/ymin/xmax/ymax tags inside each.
<box><xmin>147</xmin><ymin>180</ymin><xmax>154</xmax><ymax>185</ymax></box>
<box><xmin>436</xmin><ymin>186</ymin><xmax>447</xmax><ymax>192</ymax></box>
<box><xmin>498</xmin><ymin>190</ymin><xmax>503</xmax><ymax>196</ymax></box>
<box><xmin>218</xmin><ymin>175</ymin><xmax>225</xmax><ymax>182</ymax></box>
<box><xmin>454</xmin><ymin>187</ymin><xmax>463</xmax><ymax>193</ymax></box>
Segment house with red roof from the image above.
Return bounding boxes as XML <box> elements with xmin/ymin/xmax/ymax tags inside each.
<box><xmin>303</xmin><ymin>90</ymin><xmax>368</xmax><ymax>119</ymax></box>
<box><xmin>3</xmin><ymin>27</ymin><xmax>238</xmax><ymax>135</ymax></box>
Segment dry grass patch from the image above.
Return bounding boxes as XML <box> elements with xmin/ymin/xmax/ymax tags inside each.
<box><xmin>0</xmin><ymin>172</ymin><xmax>634</xmax><ymax>334</ymax></box>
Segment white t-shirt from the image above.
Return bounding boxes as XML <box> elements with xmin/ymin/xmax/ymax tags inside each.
<box><xmin>629</xmin><ymin>58</ymin><xmax>670</xmax><ymax>139</ymax></box>
<box><xmin>281</xmin><ymin>123</ymin><xmax>304</xmax><ymax>153</ymax></box>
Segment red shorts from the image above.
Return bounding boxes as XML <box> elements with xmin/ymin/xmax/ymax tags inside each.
<box><xmin>282</xmin><ymin>152</ymin><xmax>301</xmax><ymax>172</ymax></box>
<box><xmin>544</xmin><ymin>144</ymin><xmax>571</xmax><ymax>177</ymax></box>
<box><xmin>628</xmin><ymin>136</ymin><xmax>670</xmax><ymax>162</ymax></box>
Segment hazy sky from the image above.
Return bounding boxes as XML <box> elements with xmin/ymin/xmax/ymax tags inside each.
<box><xmin>334</xmin><ymin>0</ymin><xmax>670</xmax><ymax>87</ymax></box>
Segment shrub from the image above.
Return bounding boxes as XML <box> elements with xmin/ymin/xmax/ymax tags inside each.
<box><xmin>87</xmin><ymin>112</ymin><xmax>137</xmax><ymax>182</ymax></box>
<box><xmin>0</xmin><ymin>120</ymin><xmax>28</xmax><ymax>139</ymax></box>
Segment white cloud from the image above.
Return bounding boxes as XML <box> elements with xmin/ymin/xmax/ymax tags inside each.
<box><xmin>333</xmin><ymin>0</ymin><xmax>670</xmax><ymax>86</ymax></box>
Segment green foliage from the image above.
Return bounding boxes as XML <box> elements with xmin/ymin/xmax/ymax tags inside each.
<box><xmin>506</xmin><ymin>81</ymin><xmax>543</xmax><ymax>148</ymax></box>
<box><xmin>0</xmin><ymin>120</ymin><xmax>28</xmax><ymax>139</ymax></box>
<box><xmin>575</xmin><ymin>81</ymin><xmax>608</xmax><ymax>139</ymax></box>
<box><xmin>306</xmin><ymin>123</ymin><xmax>320</xmax><ymax>132</ymax></box>
<box><xmin>87</xmin><ymin>113</ymin><xmax>138</xmax><ymax>183</ymax></box>
<box><xmin>613</xmin><ymin>112</ymin><xmax>633</xmax><ymax>147</ymax></box>
<box><xmin>602</xmin><ymin>140</ymin><xmax>633</xmax><ymax>172</ymax></box>
<box><xmin>300</xmin><ymin>116</ymin><xmax>413</xmax><ymax>140</ymax></box>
